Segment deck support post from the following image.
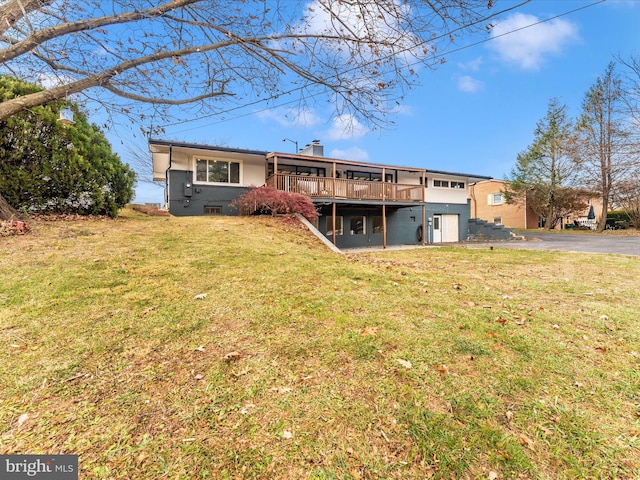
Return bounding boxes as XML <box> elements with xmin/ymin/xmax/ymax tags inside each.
<box><xmin>422</xmin><ymin>204</ymin><xmax>426</xmax><ymax>246</ymax></box>
<box><xmin>332</xmin><ymin>202</ymin><xmax>337</xmax><ymax>246</ymax></box>
<box><xmin>382</xmin><ymin>204</ymin><xmax>387</xmax><ymax>249</ymax></box>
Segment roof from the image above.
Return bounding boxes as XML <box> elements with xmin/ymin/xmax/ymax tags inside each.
<box><xmin>267</xmin><ymin>152</ymin><xmax>427</xmax><ymax>173</ymax></box>
<box><xmin>148</xmin><ymin>138</ymin><xmax>269</xmax><ymax>156</ymax></box>
<box><xmin>425</xmin><ymin>168</ymin><xmax>492</xmax><ymax>181</ymax></box>
<box><xmin>148</xmin><ymin>138</ymin><xmax>493</xmax><ymax>182</ymax></box>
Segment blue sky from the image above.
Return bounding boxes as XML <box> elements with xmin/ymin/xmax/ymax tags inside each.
<box><xmin>123</xmin><ymin>0</ymin><xmax>639</xmax><ymax>204</ymax></box>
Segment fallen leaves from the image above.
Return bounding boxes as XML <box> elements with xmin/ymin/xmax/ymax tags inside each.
<box><xmin>223</xmin><ymin>351</ymin><xmax>242</xmax><ymax>362</ymax></box>
<box><xmin>519</xmin><ymin>433</ymin><xmax>534</xmax><ymax>449</ymax></box>
<box><xmin>360</xmin><ymin>326</ymin><xmax>380</xmax><ymax>337</ymax></box>
<box><xmin>17</xmin><ymin>413</ymin><xmax>29</xmax><ymax>428</ymax></box>
<box><xmin>0</xmin><ymin>219</ymin><xmax>30</xmax><ymax>236</ymax></box>
<box><xmin>397</xmin><ymin>359</ymin><xmax>412</xmax><ymax>369</ymax></box>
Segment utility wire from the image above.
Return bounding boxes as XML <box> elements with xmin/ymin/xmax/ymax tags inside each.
<box><xmin>162</xmin><ymin>0</ymin><xmax>606</xmax><ymax>135</ymax></box>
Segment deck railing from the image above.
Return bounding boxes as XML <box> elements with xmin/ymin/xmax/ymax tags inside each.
<box><xmin>265</xmin><ymin>174</ymin><xmax>423</xmax><ymax>202</ymax></box>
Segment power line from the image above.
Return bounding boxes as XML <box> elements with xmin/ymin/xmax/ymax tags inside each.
<box><xmin>162</xmin><ymin>0</ymin><xmax>606</xmax><ymax>135</ymax></box>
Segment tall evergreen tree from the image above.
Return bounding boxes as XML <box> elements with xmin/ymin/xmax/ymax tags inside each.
<box><xmin>504</xmin><ymin>98</ymin><xmax>584</xmax><ymax>229</ymax></box>
<box><xmin>0</xmin><ymin>76</ymin><xmax>136</xmax><ymax>217</ymax></box>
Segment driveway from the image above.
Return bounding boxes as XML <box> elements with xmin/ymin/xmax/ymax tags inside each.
<box><xmin>465</xmin><ymin>231</ymin><xmax>640</xmax><ymax>256</ymax></box>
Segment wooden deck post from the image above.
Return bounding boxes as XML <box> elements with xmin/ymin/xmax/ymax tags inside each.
<box><xmin>382</xmin><ymin>168</ymin><xmax>386</xmax><ymax>201</ymax></box>
<box><xmin>332</xmin><ymin>161</ymin><xmax>336</xmax><ymax>197</ymax></box>
<box><xmin>332</xmin><ymin>202</ymin><xmax>337</xmax><ymax>246</ymax></box>
<box><xmin>382</xmin><ymin>204</ymin><xmax>387</xmax><ymax>249</ymax></box>
<box><xmin>422</xmin><ymin>204</ymin><xmax>426</xmax><ymax>246</ymax></box>
<box><xmin>421</xmin><ymin>170</ymin><xmax>426</xmax><ymax>245</ymax></box>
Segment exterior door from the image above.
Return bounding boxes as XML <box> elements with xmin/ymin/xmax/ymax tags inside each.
<box><xmin>433</xmin><ymin>215</ymin><xmax>442</xmax><ymax>242</ymax></box>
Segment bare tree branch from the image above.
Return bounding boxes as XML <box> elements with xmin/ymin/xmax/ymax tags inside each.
<box><xmin>0</xmin><ymin>0</ymin><xmax>52</xmax><ymax>36</ymax></box>
<box><xmin>0</xmin><ymin>0</ymin><xmax>531</xmax><ymax>127</ymax></box>
<box><xmin>0</xmin><ymin>0</ymin><xmax>202</xmax><ymax>63</ymax></box>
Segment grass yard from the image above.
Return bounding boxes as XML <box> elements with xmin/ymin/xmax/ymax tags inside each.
<box><xmin>1</xmin><ymin>208</ymin><xmax>639</xmax><ymax>479</ymax></box>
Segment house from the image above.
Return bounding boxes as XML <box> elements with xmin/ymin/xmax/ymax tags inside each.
<box><xmin>469</xmin><ymin>179</ymin><xmax>539</xmax><ymax>229</ymax></box>
<box><xmin>469</xmin><ymin>179</ymin><xmax>604</xmax><ymax>230</ymax></box>
<box><xmin>149</xmin><ymin>139</ymin><xmax>491</xmax><ymax>248</ymax></box>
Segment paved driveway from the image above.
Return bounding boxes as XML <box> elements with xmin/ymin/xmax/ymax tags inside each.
<box><xmin>465</xmin><ymin>231</ymin><xmax>640</xmax><ymax>256</ymax></box>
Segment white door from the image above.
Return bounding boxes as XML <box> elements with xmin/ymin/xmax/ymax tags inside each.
<box><xmin>433</xmin><ymin>215</ymin><xmax>442</xmax><ymax>242</ymax></box>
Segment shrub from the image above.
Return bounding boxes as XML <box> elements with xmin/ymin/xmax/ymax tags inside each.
<box><xmin>0</xmin><ymin>76</ymin><xmax>136</xmax><ymax>218</ymax></box>
<box><xmin>231</xmin><ymin>186</ymin><xmax>318</xmax><ymax>222</ymax></box>
<box><xmin>607</xmin><ymin>210</ymin><xmax>631</xmax><ymax>222</ymax></box>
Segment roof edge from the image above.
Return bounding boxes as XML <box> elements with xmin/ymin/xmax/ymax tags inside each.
<box><xmin>148</xmin><ymin>138</ymin><xmax>269</xmax><ymax>156</ymax></box>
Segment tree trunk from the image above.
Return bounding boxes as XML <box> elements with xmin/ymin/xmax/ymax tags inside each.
<box><xmin>0</xmin><ymin>192</ymin><xmax>21</xmax><ymax>221</ymax></box>
<box><xmin>597</xmin><ymin>194</ymin><xmax>609</xmax><ymax>232</ymax></box>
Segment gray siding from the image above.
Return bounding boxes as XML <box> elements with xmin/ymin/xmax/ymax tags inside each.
<box><xmin>168</xmin><ymin>170</ymin><xmax>248</xmax><ymax>216</ymax></box>
<box><xmin>426</xmin><ymin>200</ymin><xmax>471</xmax><ymax>242</ymax></box>
<box><xmin>316</xmin><ymin>205</ymin><xmax>422</xmax><ymax>248</ymax></box>
<box><xmin>167</xmin><ymin>169</ymin><xmax>473</xmax><ymax>245</ymax></box>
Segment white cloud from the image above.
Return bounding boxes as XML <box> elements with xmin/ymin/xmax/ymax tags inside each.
<box><xmin>36</xmin><ymin>73</ymin><xmax>75</xmax><ymax>90</ymax></box>
<box><xmin>329</xmin><ymin>146</ymin><xmax>370</xmax><ymax>162</ymax></box>
<box><xmin>488</xmin><ymin>13</ymin><xmax>579</xmax><ymax>70</ymax></box>
<box><xmin>457</xmin><ymin>57</ymin><xmax>483</xmax><ymax>72</ymax></box>
<box><xmin>326</xmin><ymin>114</ymin><xmax>369</xmax><ymax>141</ymax></box>
<box><xmin>294</xmin><ymin>0</ymin><xmax>426</xmax><ymax>67</ymax></box>
<box><xmin>256</xmin><ymin>106</ymin><xmax>321</xmax><ymax>128</ymax></box>
<box><xmin>457</xmin><ymin>75</ymin><xmax>484</xmax><ymax>93</ymax></box>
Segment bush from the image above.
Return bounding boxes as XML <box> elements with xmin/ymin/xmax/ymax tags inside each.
<box><xmin>0</xmin><ymin>76</ymin><xmax>136</xmax><ymax>218</ymax></box>
<box><xmin>607</xmin><ymin>210</ymin><xmax>631</xmax><ymax>222</ymax></box>
<box><xmin>231</xmin><ymin>186</ymin><xmax>318</xmax><ymax>222</ymax></box>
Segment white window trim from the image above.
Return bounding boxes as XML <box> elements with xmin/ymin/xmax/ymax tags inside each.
<box><xmin>326</xmin><ymin>216</ymin><xmax>344</xmax><ymax>236</ymax></box>
<box><xmin>350</xmin><ymin>215</ymin><xmax>366</xmax><ymax>235</ymax></box>
<box><xmin>488</xmin><ymin>193</ymin><xmax>504</xmax><ymax>205</ymax></box>
<box><xmin>193</xmin><ymin>156</ymin><xmax>243</xmax><ymax>185</ymax></box>
<box><xmin>433</xmin><ymin>179</ymin><xmax>450</xmax><ymax>188</ymax></box>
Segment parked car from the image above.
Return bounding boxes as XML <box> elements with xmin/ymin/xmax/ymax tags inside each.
<box><xmin>605</xmin><ymin>218</ymin><xmax>629</xmax><ymax>230</ymax></box>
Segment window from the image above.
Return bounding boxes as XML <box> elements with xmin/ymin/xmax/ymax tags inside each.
<box><xmin>268</xmin><ymin>164</ymin><xmax>326</xmax><ymax>177</ymax></box>
<box><xmin>347</xmin><ymin>171</ymin><xmax>394</xmax><ymax>182</ymax></box>
<box><xmin>451</xmin><ymin>181</ymin><xmax>465</xmax><ymax>189</ymax></box>
<box><xmin>488</xmin><ymin>193</ymin><xmax>504</xmax><ymax>205</ymax></box>
<box><xmin>493</xmin><ymin>217</ymin><xmax>503</xmax><ymax>225</ymax></box>
<box><xmin>326</xmin><ymin>216</ymin><xmax>343</xmax><ymax>236</ymax></box>
<box><xmin>433</xmin><ymin>179</ymin><xmax>449</xmax><ymax>188</ymax></box>
<box><xmin>204</xmin><ymin>206</ymin><xmax>222</xmax><ymax>215</ymax></box>
<box><xmin>372</xmin><ymin>216</ymin><xmax>383</xmax><ymax>234</ymax></box>
<box><xmin>196</xmin><ymin>158</ymin><xmax>240</xmax><ymax>184</ymax></box>
<box><xmin>350</xmin><ymin>216</ymin><xmax>366</xmax><ymax>235</ymax></box>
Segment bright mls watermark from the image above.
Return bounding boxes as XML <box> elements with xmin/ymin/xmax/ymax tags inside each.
<box><xmin>0</xmin><ymin>455</ymin><xmax>78</xmax><ymax>479</ymax></box>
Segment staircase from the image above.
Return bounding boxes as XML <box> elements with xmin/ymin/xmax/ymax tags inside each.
<box><xmin>467</xmin><ymin>218</ymin><xmax>519</xmax><ymax>241</ymax></box>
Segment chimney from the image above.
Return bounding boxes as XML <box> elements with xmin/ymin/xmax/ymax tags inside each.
<box><xmin>299</xmin><ymin>139</ymin><xmax>323</xmax><ymax>157</ymax></box>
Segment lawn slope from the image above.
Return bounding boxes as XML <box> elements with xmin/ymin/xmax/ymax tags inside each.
<box><xmin>1</xmin><ymin>209</ymin><xmax>639</xmax><ymax>479</ymax></box>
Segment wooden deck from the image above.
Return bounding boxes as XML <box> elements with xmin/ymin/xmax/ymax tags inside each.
<box><xmin>266</xmin><ymin>174</ymin><xmax>423</xmax><ymax>202</ymax></box>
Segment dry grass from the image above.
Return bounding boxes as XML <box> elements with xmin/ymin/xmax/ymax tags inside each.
<box><xmin>1</xmin><ymin>208</ymin><xmax>639</xmax><ymax>479</ymax></box>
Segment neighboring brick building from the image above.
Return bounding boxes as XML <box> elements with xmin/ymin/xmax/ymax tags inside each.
<box><xmin>469</xmin><ymin>179</ymin><xmax>604</xmax><ymax>230</ymax></box>
<box><xmin>470</xmin><ymin>180</ymin><xmax>539</xmax><ymax>229</ymax></box>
